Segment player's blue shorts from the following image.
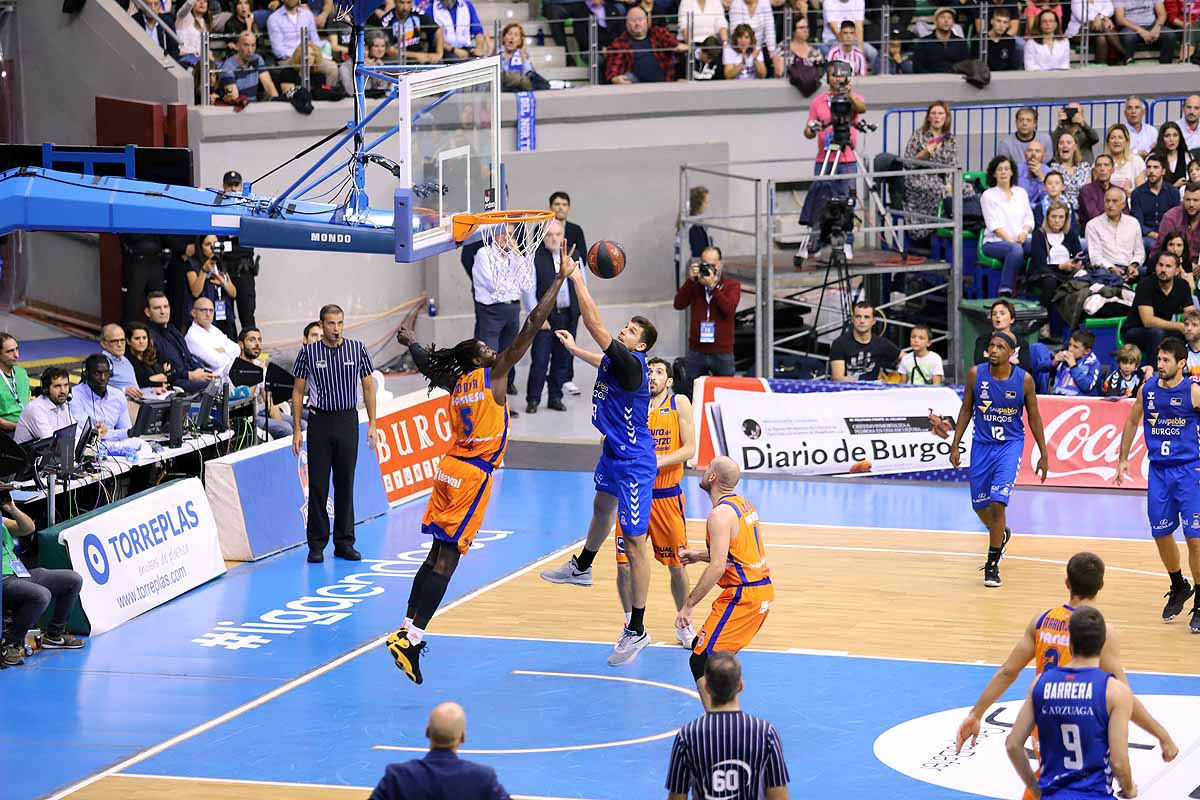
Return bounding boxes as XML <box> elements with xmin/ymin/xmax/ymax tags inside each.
<box><xmin>969</xmin><ymin>440</ymin><xmax>1022</xmax><ymax>510</ymax></box>
<box><xmin>595</xmin><ymin>451</ymin><xmax>657</xmax><ymax>537</ymax></box>
<box><xmin>1147</xmin><ymin>461</ymin><xmax>1200</xmax><ymax>538</ymax></box>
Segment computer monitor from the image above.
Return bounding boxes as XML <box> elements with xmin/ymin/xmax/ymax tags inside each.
<box><xmin>131</xmin><ymin>397</ymin><xmax>172</xmax><ymax>438</ymax></box>
<box><xmin>73</xmin><ymin>417</ymin><xmax>96</xmax><ymax>465</ymax></box>
<box><xmin>0</xmin><ymin>432</ymin><xmax>29</xmax><ymax>482</ymax></box>
<box><xmin>195</xmin><ymin>380</ymin><xmax>222</xmax><ymax>431</ymax></box>
<box><xmin>48</xmin><ymin>422</ymin><xmax>76</xmax><ymax>478</ymax></box>
<box><xmin>167</xmin><ymin>394</ymin><xmax>189</xmax><ymax>447</ymax></box>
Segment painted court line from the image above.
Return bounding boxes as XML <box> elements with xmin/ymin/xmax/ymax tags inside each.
<box><xmin>116</xmin><ymin>773</ymin><xmax>587</xmax><ymax>800</ymax></box>
<box><xmin>686</xmin><ymin>518</ymin><xmax>1146</xmax><ymax>542</ymax></box>
<box><xmin>46</xmin><ymin>538</ymin><xmax>588</xmax><ymax>800</ymax></box>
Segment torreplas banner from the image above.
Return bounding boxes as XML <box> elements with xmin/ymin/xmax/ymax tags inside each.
<box><xmin>60</xmin><ymin>478</ymin><xmax>226</xmax><ymax>635</ymax></box>
<box><xmin>707</xmin><ymin>385</ymin><xmax>971</xmax><ymax>477</ymax></box>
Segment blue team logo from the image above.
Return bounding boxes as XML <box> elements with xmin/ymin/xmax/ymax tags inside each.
<box><xmin>82</xmin><ymin>533</ymin><xmax>110</xmax><ymax>585</ymax></box>
<box><xmin>1171</xmin><ymin>396</ymin><xmax>1183</xmax><ymax>406</ymax></box>
<box><xmin>1004</xmin><ymin>391</ymin><xmax>1016</xmax><ymax>399</ymax></box>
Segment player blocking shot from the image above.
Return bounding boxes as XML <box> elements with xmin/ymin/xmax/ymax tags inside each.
<box><xmin>385</xmin><ymin>245</ymin><xmax>578</xmax><ymax>685</ymax></box>
<box><xmin>1117</xmin><ymin>338</ymin><xmax>1200</xmax><ymax>631</ymax></box>
<box><xmin>613</xmin><ymin>357</ymin><xmax>697</xmax><ymax>650</ymax></box>
<box><xmin>950</xmin><ymin>330</ymin><xmax>1049</xmax><ymax>588</ymax></box>
<box><xmin>540</xmin><ymin>252</ymin><xmax>662</xmax><ymax>668</ymax></box>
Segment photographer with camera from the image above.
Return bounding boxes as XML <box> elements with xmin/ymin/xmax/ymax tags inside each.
<box><xmin>673</xmin><ymin>246</ymin><xmax>741</xmax><ymax>384</ymax></box>
<box><xmin>798</xmin><ymin>60</ymin><xmax>866</xmax><ymax>261</ymax></box>
<box><xmin>1052</xmin><ymin>102</ymin><xmax>1101</xmax><ymax>164</ymax></box>
<box><xmin>220</xmin><ymin>171</ymin><xmax>260</xmax><ymax>332</ymax></box>
<box><xmin>187</xmin><ymin>234</ymin><xmax>239</xmax><ymax>341</ymax></box>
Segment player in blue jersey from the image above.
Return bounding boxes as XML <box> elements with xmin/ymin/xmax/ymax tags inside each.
<box><xmin>1116</xmin><ymin>337</ymin><xmax>1200</xmax><ymax>631</ymax></box>
<box><xmin>950</xmin><ymin>329</ymin><xmax>1049</xmax><ymax>588</ymax></box>
<box><xmin>539</xmin><ymin>260</ymin><xmax>661</xmax><ymax>667</ymax></box>
<box><xmin>1006</xmin><ymin>607</ymin><xmax>1137</xmax><ymax>800</ymax></box>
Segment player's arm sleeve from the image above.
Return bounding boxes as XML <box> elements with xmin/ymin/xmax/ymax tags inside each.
<box><xmin>605</xmin><ymin>341</ymin><xmax>643</xmax><ymax>391</ymax></box>
<box><xmin>764</xmin><ymin>724</ymin><xmax>790</xmax><ymax>787</ymax></box>
<box><xmin>664</xmin><ymin>733</ymin><xmax>690</xmax><ymax>793</ymax></box>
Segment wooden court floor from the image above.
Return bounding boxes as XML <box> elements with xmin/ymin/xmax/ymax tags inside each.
<box><xmin>62</xmin><ymin>522</ymin><xmax>1195</xmax><ymax>800</ymax></box>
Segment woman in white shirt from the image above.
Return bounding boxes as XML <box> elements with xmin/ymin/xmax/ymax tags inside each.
<box><xmin>1024</xmin><ymin>8</ymin><xmax>1070</xmax><ymax>71</ymax></box>
<box><xmin>728</xmin><ymin>0</ymin><xmax>777</xmax><ymax>68</ymax></box>
<box><xmin>722</xmin><ymin>24</ymin><xmax>767</xmax><ymax>79</ymax></box>
<box><xmin>981</xmin><ymin>155</ymin><xmax>1035</xmax><ymax>296</ymax></box>
<box><xmin>174</xmin><ymin>0</ymin><xmax>211</xmax><ymax>67</ymax></box>
<box><xmin>677</xmin><ymin>0</ymin><xmax>729</xmax><ymax>45</ymax></box>
<box><xmin>1105</xmin><ymin>123</ymin><xmax>1146</xmax><ymax>191</ymax></box>
<box><xmin>1065</xmin><ymin>0</ymin><xmax>1123</xmax><ymax>64</ymax></box>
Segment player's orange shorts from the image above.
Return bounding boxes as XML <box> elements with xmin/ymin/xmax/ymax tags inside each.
<box><xmin>421</xmin><ymin>455</ymin><xmax>493</xmax><ymax>555</ymax></box>
<box><xmin>614</xmin><ymin>488</ymin><xmax>687</xmax><ymax>568</ymax></box>
<box><xmin>693</xmin><ymin>581</ymin><xmax>773</xmax><ymax>655</ymax></box>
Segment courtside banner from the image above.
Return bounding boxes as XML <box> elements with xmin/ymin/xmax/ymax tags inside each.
<box><xmin>372</xmin><ymin>388</ymin><xmax>454</xmax><ymax>505</ymax></box>
<box><xmin>60</xmin><ymin>478</ymin><xmax>225</xmax><ymax>635</ymax></box>
<box><xmin>1017</xmin><ymin>395</ymin><xmax>1147</xmax><ymax>490</ymax></box>
<box><xmin>706</xmin><ymin>385</ymin><xmax>968</xmax><ymax>477</ymax></box>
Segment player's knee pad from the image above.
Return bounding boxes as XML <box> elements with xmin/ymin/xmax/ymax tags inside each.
<box><xmin>689</xmin><ymin>650</ymin><xmax>707</xmax><ymax>681</ymax></box>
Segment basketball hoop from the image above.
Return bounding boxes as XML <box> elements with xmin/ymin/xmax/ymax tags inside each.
<box><xmin>452</xmin><ymin>210</ymin><xmax>558</xmax><ymax>301</ymax></box>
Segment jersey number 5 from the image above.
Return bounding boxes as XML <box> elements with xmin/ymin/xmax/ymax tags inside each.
<box><xmin>459</xmin><ymin>407</ymin><xmax>475</xmax><ymax>438</ymax></box>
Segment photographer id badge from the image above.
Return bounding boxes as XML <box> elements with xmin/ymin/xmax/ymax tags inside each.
<box><xmin>699</xmin><ymin>321</ymin><xmax>716</xmax><ymax>343</ymax></box>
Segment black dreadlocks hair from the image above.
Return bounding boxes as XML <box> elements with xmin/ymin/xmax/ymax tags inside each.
<box><xmin>421</xmin><ymin>340</ymin><xmax>483</xmax><ymax>393</ymax></box>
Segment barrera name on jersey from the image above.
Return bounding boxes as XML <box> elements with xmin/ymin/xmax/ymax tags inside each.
<box><xmin>1032</xmin><ymin>667</ymin><xmax>1113</xmax><ymax>798</ymax></box>
<box><xmin>593</xmin><ymin>349</ymin><xmax>655</xmax><ymax>461</ymax></box>
<box><xmin>972</xmin><ymin>362</ymin><xmax>1027</xmax><ymax>445</ymax></box>
<box><xmin>1142</xmin><ymin>375</ymin><xmax>1200</xmax><ymax>464</ymax></box>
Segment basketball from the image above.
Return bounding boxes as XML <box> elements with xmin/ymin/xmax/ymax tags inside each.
<box><xmin>586</xmin><ymin>240</ymin><xmax>626</xmax><ymax>279</ymax></box>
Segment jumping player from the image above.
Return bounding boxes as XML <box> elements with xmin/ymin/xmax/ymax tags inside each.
<box><xmin>613</xmin><ymin>357</ymin><xmax>697</xmax><ymax>649</ymax></box>
<box><xmin>540</xmin><ymin>264</ymin><xmax>660</xmax><ymax>667</ymax></box>
<box><xmin>1005</xmin><ymin>608</ymin><xmax>1138</xmax><ymax>800</ymax></box>
<box><xmin>950</xmin><ymin>329</ymin><xmax>1049</xmax><ymax>588</ymax></box>
<box><xmin>1117</xmin><ymin>337</ymin><xmax>1200</xmax><ymax>631</ymax></box>
<box><xmin>954</xmin><ymin>552</ymin><xmax>1177</xmax><ymax>769</ymax></box>
<box><xmin>677</xmin><ymin>456</ymin><xmax>773</xmax><ymax>708</ymax></box>
<box><xmin>385</xmin><ymin>246</ymin><xmax>578</xmax><ymax>684</ymax></box>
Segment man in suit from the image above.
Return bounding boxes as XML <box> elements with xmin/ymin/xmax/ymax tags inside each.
<box><xmin>370</xmin><ymin>702</ymin><xmax>510</xmax><ymax>800</ymax></box>
<box><xmin>132</xmin><ymin>7</ymin><xmax>180</xmax><ymax>60</ymax></box>
<box><xmin>549</xmin><ymin>191</ymin><xmax>588</xmax><ymax>396</ymax></box>
<box><xmin>522</xmin><ymin>220</ymin><xmax>580</xmax><ymax>414</ymax></box>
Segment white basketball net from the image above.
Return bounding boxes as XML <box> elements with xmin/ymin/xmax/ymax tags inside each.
<box><xmin>478</xmin><ymin>216</ymin><xmax>554</xmax><ymax>300</ymax></box>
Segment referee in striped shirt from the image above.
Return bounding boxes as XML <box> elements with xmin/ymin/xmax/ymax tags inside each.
<box><xmin>666</xmin><ymin>652</ymin><xmax>790</xmax><ymax>800</ymax></box>
<box><xmin>291</xmin><ymin>304</ymin><xmax>377</xmax><ymax>563</ymax></box>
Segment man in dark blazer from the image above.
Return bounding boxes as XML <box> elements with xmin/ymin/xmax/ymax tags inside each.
<box><xmin>370</xmin><ymin>702</ymin><xmax>510</xmax><ymax>800</ymax></box>
<box><xmin>549</xmin><ymin>191</ymin><xmax>587</xmax><ymax>396</ymax></box>
<box><xmin>522</xmin><ymin>220</ymin><xmax>580</xmax><ymax>414</ymax></box>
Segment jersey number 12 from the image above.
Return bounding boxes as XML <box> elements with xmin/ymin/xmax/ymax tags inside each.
<box><xmin>992</xmin><ymin>426</ymin><xmax>1006</xmax><ymax>441</ymax></box>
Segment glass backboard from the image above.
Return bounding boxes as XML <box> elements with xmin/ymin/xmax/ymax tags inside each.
<box><xmin>395</xmin><ymin>57</ymin><xmax>501</xmax><ymax>262</ymax></box>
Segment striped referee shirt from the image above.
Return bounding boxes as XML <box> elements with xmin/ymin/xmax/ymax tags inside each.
<box><xmin>665</xmin><ymin>711</ymin><xmax>789</xmax><ymax>799</ymax></box>
<box><xmin>292</xmin><ymin>338</ymin><xmax>373</xmax><ymax>412</ymax></box>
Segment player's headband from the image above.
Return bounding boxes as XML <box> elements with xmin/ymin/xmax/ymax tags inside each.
<box><xmin>990</xmin><ymin>330</ymin><xmax>1018</xmax><ymax>349</ymax></box>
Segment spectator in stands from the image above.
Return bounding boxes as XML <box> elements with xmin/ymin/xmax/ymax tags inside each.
<box><xmin>13</xmin><ymin>368</ymin><xmax>74</xmax><ymax>445</ymax></box>
<box><xmin>433</xmin><ymin>0</ymin><xmax>487</xmax><ymax>61</ymax></box>
<box><xmin>219</xmin><ymin>31</ymin><xmax>280</xmax><ymax>103</ymax></box>
<box><xmin>1122</xmin><ymin>250</ymin><xmax>1190</xmax><ymax>358</ymax></box>
<box><xmin>981</xmin><ymin>155</ymin><xmax>1035</xmax><ymax>297</ymax></box>
<box><xmin>606</xmin><ymin>8</ymin><xmax>686</xmax><ymax>84</ymax></box>
<box><xmin>898</xmin><ymin>325</ymin><xmax>944</xmax><ymax>384</ymax></box>
<box><xmin>268</xmin><ymin>0</ymin><xmax>339</xmax><ymax>86</ymax></box>
<box><xmin>1034</xmin><ymin>171</ymin><xmax>1080</xmax><ymax>233</ymax></box>
<box><xmin>830</xmin><ymin>301</ymin><xmax>899</xmax><ymax>381</ymax></box>
<box><xmin>821</xmin><ymin>0</ymin><xmax>877</xmax><ymax>68</ymax></box>
<box><xmin>1020</xmin><ymin>140</ymin><xmax>1049</xmax><ymax>206</ymax></box>
<box><xmin>973</xmin><ymin>298</ymin><xmax>1037</xmax><ymax>371</ymax></box>
<box><xmin>999</xmin><ymin>107</ymin><xmax>1054</xmax><ymax>169</ymax></box>
<box><xmin>880</xmin><ymin>26</ymin><xmax>914</xmax><ymax>75</ymax></box>
<box><xmin>1106</xmin><ymin>123</ymin><xmax>1147</xmax><ymax>192</ymax></box>
<box><xmin>542</xmin><ymin>0</ymin><xmax>588</xmax><ymax>63</ymax></box>
<box><xmin>1</xmin><ymin>498</ymin><xmax>85</xmax><ymax>667</ymax></box>
<box><xmin>1067</xmin><ymin>0</ymin><xmax>1124</xmax><ymax>63</ymax></box>
<box><xmin>685</xmin><ymin>186</ymin><xmax>714</xmax><ymax>263</ymax></box>
<box><xmin>799</xmin><ymin>61</ymin><xmax>866</xmax><ymax>258</ymax></box>
<box><xmin>236</xmin><ymin>328</ymin><xmax>292</xmax><ymax>439</ymax></box>
<box><xmin>1152</xmin><ymin>231</ymin><xmax>1194</xmax><ymax>280</ymax></box>
<box><xmin>145</xmin><ymin>292</ymin><xmax>217</xmax><ymax>393</ymax></box>
<box><xmin>1050</xmin><ymin>330</ymin><xmax>1101</xmax><ymax>395</ymax></box>
<box><xmin>384</xmin><ymin>0</ymin><xmax>444</xmax><ymax>62</ymax></box>
<box><xmin>1052</xmin><ymin>103</ymin><xmax>1101</xmax><ymax>163</ymax></box>
<box><xmin>1186</xmin><ymin>307</ymin><xmax>1200</xmax><ymax>373</ymax></box>
<box><xmin>1124</xmin><ymin>96</ymin><xmax>1158</xmax><ymax>157</ymax></box>
<box><xmin>133</xmin><ymin>4</ymin><xmax>181</xmax><ymax>60</ymax></box>
<box><xmin>1086</xmin><ymin>187</ymin><xmax>1144</xmax><ymax>281</ymax></box>
<box><xmin>1189</xmin><ymin>158</ymin><xmax>1200</xmax><ymax>184</ymax></box>
<box><xmin>187</xmin><ymin>235</ymin><xmax>239</xmax><ymax>341</ymax></box>
<box><xmin>370</xmin><ymin>702</ymin><xmax>509</xmax><ymax>800</ymax></box>
<box><xmin>341</xmin><ymin>31</ymin><xmax>393</xmax><ymax>95</ymax></box>
<box><xmin>825</xmin><ymin>19</ymin><xmax>868</xmax><ymax>75</ymax></box>
<box><xmin>678</xmin><ymin>0</ymin><xmax>729</xmax><ymax>48</ymax></box>
<box><xmin>729</xmin><ymin>0</ymin><xmax>777</xmax><ymax>73</ymax></box>
<box><xmin>913</xmin><ymin>7</ymin><xmax>970</xmax><ymax>73</ymax></box>
<box><xmin>693</xmin><ymin>34</ymin><xmax>725</xmax><ymax>78</ymax></box>
<box><xmin>1176</xmin><ymin>94</ymin><xmax>1200</xmax><ymax>150</ymax></box>
<box><xmin>723</xmin><ymin>23</ymin><xmax>768</xmax><ymax>77</ymax></box>
<box><xmin>774</xmin><ymin>16</ymin><xmax>818</xmax><ymax>77</ymax></box>
<box><xmin>1114</xmin><ymin>0</ymin><xmax>1177</xmax><ymax>64</ymax></box>
<box><xmin>0</xmin><ymin>334</ymin><xmax>29</xmax><ymax>435</ymax></box>
<box><xmin>174</xmin><ymin>0</ymin><xmax>212</xmax><ymax>68</ymax></box>
<box><xmin>70</xmin><ymin>355</ymin><xmax>130</xmax><ymax>441</ymax></box>
<box><xmin>1025</xmin><ymin>8</ymin><xmax>1070</xmax><ymax>69</ymax></box>
<box><xmin>221</xmin><ymin>0</ymin><xmax>259</xmax><ymax>37</ymax></box>
<box><xmin>471</xmin><ymin>224</ymin><xmax>531</xmax><ymax>411</ymax></box>
<box><xmin>185</xmin><ymin>297</ymin><xmax>239</xmax><ymax>380</ymax></box>
<box><xmin>1150</xmin><ymin>182</ymin><xmax>1200</xmax><ymax>264</ymax></box>
<box><xmin>674</xmin><ymin>245</ymin><xmax>740</xmax><ymax>380</ymax></box>
<box><xmin>1049</xmin><ymin>130</ymin><xmax>1092</xmax><ymax>211</ymax></box>
<box><xmin>902</xmin><ymin>100</ymin><xmax>962</xmax><ymax>246</ymax></box>
<box><xmin>99</xmin><ymin>323</ymin><xmax>142</xmax><ymax>400</ymax></box>
<box><xmin>1102</xmin><ymin>343</ymin><xmax>1149</xmax><ymax>396</ymax></box>
<box><xmin>498</xmin><ymin>24</ymin><xmax>534</xmax><ymax>92</ymax></box>
<box><xmin>986</xmin><ymin>6</ymin><xmax>1023</xmax><ymax>71</ymax></box>
<box><xmin>1152</xmin><ymin>121</ymin><xmax>1190</xmax><ymax>187</ymax></box>
<box><xmin>216</xmin><ymin>172</ymin><xmax>258</xmax><ymax>333</ymax></box>
<box><xmin>1030</xmin><ymin>200</ymin><xmax>1085</xmax><ymax>314</ymax></box>
<box><xmin>1077</xmin><ymin>154</ymin><xmax>1119</xmax><ymax>231</ymax></box>
<box><xmin>127</xmin><ymin>322</ymin><xmax>173</xmax><ymax>394</ymax></box>
<box><xmin>522</xmin><ymin>222</ymin><xmax>578</xmax><ymax>414</ymax></box>
<box><xmin>1132</xmin><ymin>154</ymin><xmax>1180</xmax><ymax>254</ymax></box>
<box><xmin>304</xmin><ymin>320</ymin><xmax>323</xmax><ymax>343</ymax></box>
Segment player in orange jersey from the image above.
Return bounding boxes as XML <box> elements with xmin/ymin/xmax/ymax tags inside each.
<box><xmin>614</xmin><ymin>357</ymin><xmax>696</xmax><ymax>648</ymax></box>
<box><xmin>955</xmin><ymin>552</ymin><xmax>1177</xmax><ymax>773</ymax></box>
<box><xmin>677</xmin><ymin>456</ymin><xmax>773</xmax><ymax>708</ymax></box>
<box><xmin>385</xmin><ymin>245</ymin><xmax>578</xmax><ymax>685</ymax></box>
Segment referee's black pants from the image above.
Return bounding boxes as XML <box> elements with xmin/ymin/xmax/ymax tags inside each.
<box><xmin>305</xmin><ymin>408</ymin><xmax>359</xmax><ymax>552</ymax></box>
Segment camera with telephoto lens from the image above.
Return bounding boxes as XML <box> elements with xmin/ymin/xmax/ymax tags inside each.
<box><xmin>825</xmin><ymin>62</ymin><xmax>856</xmax><ymax>149</ymax></box>
<box><xmin>818</xmin><ymin>192</ymin><xmax>856</xmax><ymax>244</ymax></box>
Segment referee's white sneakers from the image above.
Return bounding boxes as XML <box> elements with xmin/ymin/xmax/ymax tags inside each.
<box><xmin>608</xmin><ymin>627</ymin><xmax>650</xmax><ymax>666</ymax></box>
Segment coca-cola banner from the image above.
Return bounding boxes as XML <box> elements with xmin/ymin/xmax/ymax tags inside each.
<box><xmin>1017</xmin><ymin>396</ymin><xmax>1146</xmax><ymax>490</ymax></box>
